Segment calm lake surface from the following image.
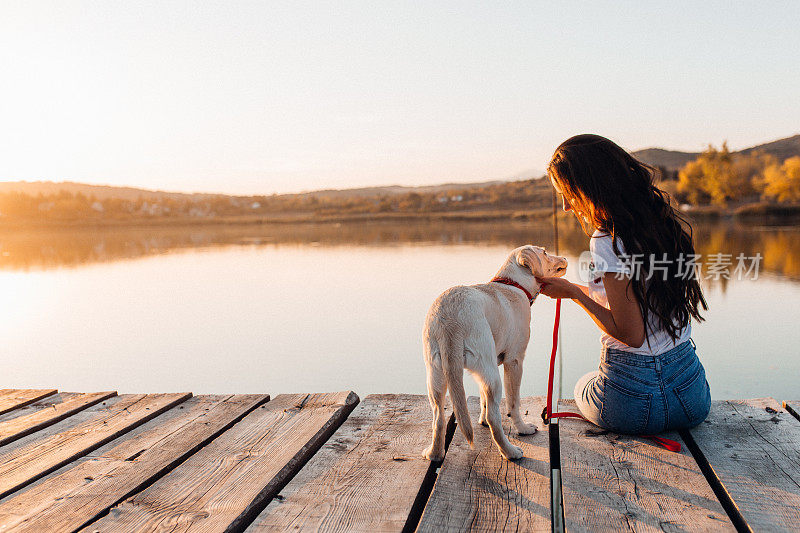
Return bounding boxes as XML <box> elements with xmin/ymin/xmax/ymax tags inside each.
<box><xmin>2</xmin><ymin>219</ymin><xmax>798</xmax><ymax>401</ymax></box>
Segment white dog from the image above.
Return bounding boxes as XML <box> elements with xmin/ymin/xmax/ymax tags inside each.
<box><xmin>422</xmin><ymin>245</ymin><xmax>567</xmax><ymax>460</ymax></box>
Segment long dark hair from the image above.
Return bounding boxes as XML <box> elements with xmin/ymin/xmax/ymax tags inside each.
<box><xmin>548</xmin><ymin>134</ymin><xmax>707</xmax><ymax>340</ymax></box>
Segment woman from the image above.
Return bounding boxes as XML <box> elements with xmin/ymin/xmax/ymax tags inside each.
<box><xmin>536</xmin><ymin>134</ymin><xmax>711</xmax><ymax>434</ymax></box>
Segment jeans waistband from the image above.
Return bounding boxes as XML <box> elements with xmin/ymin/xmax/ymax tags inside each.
<box><xmin>602</xmin><ymin>339</ymin><xmax>695</xmax><ymax>368</ymax></box>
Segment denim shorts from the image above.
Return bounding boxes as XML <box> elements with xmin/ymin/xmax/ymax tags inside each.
<box><xmin>574</xmin><ymin>339</ymin><xmax>711</xmax><ymax>434</ymax></box>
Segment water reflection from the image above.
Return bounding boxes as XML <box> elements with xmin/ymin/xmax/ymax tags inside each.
<box><xmin>1</xmin><ymin>220</ymin><xmax>799</xmax><ymax>283</ymax></box>
<box><xmin>1</xmin><ymin>223</ymin><xmax>797</xmax><ymax>400</ymax></box>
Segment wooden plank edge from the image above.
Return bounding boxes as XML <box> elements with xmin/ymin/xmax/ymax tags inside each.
<box><xmin>548</xmin><ymin>420</ymin><xmax>565</xmax><ymax>533</ymax></box>
<box><xmin>0</xmin><ymin>389</ymin><xmax>58</xmax><ymax>416</ymax></box>
<box><xmin>0</xmin><ymin>391</ymin><xmax>118</xmax><ymax>447</ymax></box>
<box><xmin>401</xmin><ymin>412</ymin><xmax>456</xmax><ymax>533</ymax></box>
<box><xmin>75</xmin><ymin>394</ymin><xmax>271</xmax><ymax>532</ymax></box>
<box><xmin>228</xmin><ymin>391</ymin><xmax>360</xmax><ymax>532</ymax></box>
<box><xmin>782</xmin><ymin>401</ymin><xmax>800</xmax><ymax>423</ymax></box>
<box><xmin>0</xmin><ymin>392</ymin><xmax>193</xmax><ymax>500</ymax></box>
<box><xmin>678</xmin><ymin>428</ymin><xmax>753</xmax><ymax>533</ymax></box>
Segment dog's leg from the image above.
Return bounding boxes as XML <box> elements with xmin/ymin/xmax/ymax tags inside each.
<box><xmin>478</xmin><ymin>389</ymin><xmax>489</xmax><ymax>427</ymax></box>
<box><xmin>477</xmin><ymin>364</ymin><xmax>523</xmax><ymax>460</ymax></box>
<box><xmin>503</xmin><ymin>358</ymin><xmax>537</xmax><ymax>435</ymax></box>
<box><xmin>423</xmin><ymin>359</ymin><xmax>448</xmax><ymax>462</ymax></box>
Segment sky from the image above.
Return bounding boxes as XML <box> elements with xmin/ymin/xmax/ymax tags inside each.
<box><xmin>1</xmin><ymin>1</ymin><xmax>799</xmax><ymax>195</ymax></box>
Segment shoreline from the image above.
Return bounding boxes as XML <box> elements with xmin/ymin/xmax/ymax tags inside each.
<box><xmin>0</xmin><ymin>202</ymin><xmax>799</xmax><ymax>230</ymax></box>
<box><xmin>0</xmin><ymin>208</ymin><xmax>557</xmax><ymax>230</ymax></box>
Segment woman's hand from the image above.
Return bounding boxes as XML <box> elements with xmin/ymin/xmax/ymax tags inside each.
<box><xmin>536</xmin><ymin>276</ymin><xmax>579</xmax><ymax>299</ymax></box>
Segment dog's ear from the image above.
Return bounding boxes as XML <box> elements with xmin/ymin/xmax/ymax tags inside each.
<box><xmin>516</xmin><ymin>246</ymin><xmax>545</xmax><ymax>276</ymax></box>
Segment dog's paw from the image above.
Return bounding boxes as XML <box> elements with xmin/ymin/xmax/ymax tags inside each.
<box><xmin>422</xmin><ymin>445</ymin><xmax>445</xmax><ymax>462</ymax></box>
<box><xmin>502</xmin><ymin>445</ymin><xmax>524</xmax><ymax>461</ymax></box>
<box><xmin>515</xmin><ymin>423</ymin><xmax>538</xmax><ymax>435</ymax></box>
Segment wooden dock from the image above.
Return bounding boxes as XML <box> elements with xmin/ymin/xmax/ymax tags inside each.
<box><xmin>0</xmin><ymin>389</ymin><xmax>798</xmax><ymax>532</ymax></box>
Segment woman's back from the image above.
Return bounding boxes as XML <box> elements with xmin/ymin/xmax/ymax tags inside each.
<box><xmin>588</xmin><ymin>230</ymin><xmax>692</xmax><ymax>355</ymax></box>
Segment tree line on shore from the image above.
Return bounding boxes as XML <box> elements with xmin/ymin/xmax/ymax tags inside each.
<box><xmin>0</xmin><ymin>178</ymin><xmax>555</xmax><ymax>223</ymax></box>
<box><xmin>1</xmin><ymin>144</ymin><xmax>799</xmax><ymax>224</ymax></box>
<box><xmin>666</xmin><ymin>143</ymin><xmax>800</xmax><ymax>206</ymax></box>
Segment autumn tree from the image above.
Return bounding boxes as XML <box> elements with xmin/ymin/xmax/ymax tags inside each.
<box><xmin>677</xmin><ymin>157</ymin><xmax>710</xmax><ymax>204</ymax></box>
<box><xmin>398</xmin><ymin>192</ymin><xmax>423</xmax><ymax>211</ymax></box>
<box><xmin>762</xmin><ymin>156</ymin><xmax>800</xmax><ymax>202</ymax></box>
<box><xmin>678</xmin><ymin>144</ymin><xmax>777</xmax><ymax>205</ymax></box>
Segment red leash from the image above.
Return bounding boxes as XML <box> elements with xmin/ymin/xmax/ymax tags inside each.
<box><xmin>543</xmin><ymin>299</ymin><xmax>584</xmax><ymax>423</ymax></box>
<box><xmin>542</xmin><ymin>298</ymin><xmax>681</xmax><ymax>453</ymax></box>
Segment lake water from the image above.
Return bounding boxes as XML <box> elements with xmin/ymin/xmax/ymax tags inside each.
<box><xmin>2</xmin><ymin>219</ymin><xmax>798</xmax><ymax>401</ymax></box>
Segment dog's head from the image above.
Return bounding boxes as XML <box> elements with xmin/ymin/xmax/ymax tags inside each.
<box><xmin>514</xmin><ymin>245</ymin><xmax>568</xmax><ymax>278</ymax></box>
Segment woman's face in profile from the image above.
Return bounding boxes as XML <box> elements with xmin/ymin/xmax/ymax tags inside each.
<box><xmin>550</xmin><ymin>175</ymin><xmax>593</xmax><ymax>225</ymax></box>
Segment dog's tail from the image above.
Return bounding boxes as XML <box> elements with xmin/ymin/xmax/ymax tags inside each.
<box><xmin>440</xmin><ymin>328</ymin><xmax>473</xmax><ymax>448</ymax></box>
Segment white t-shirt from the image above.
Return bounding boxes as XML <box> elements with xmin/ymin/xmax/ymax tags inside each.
<box><xmin>587</xmin><ymin>229</ymin><xmax>691</xmax><ymax>356</ymax></box>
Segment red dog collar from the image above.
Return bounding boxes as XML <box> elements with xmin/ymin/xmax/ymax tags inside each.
<box><xmin>490</xmin><ymin>277</ymin><xmax>535</xmax><ymax>306</ymax></box>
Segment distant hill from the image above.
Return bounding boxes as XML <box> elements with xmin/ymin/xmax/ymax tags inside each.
<box><xmin>0</xmin><ymin>175</ymin><xmax>551</xmax><ymax>225</ymax></box>
<box><xmin>0</xmin><ymin>181</ymin><xmax>215</xmax><ymax>201</ymax></box>
<box><xmin>738</xmin><ymin>134</ymin><xmax>800</xmax><ymax>161</ymax></box>
<box><xmin>292</xmin><ymin>179</ymin><xmax>508</xmax><ymax>199</ymax></box>
<box><xmin>633</xmin><ymin>134</ymin><xmax>800</xmax><ymax>172</ymax></box>
<box><xmin>0</xmin><ymin>178</ymin><xmax>515</xmax><ymax>203</ymax></box>
<box><xmin>630</xmin><ymin>148</ymin><xmax>700</xmax><ymax>173</ymax></box>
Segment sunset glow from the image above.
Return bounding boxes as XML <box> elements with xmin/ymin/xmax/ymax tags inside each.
<box><xmin>1</xmin><ymin>2</ymin><xmax>799</xmax><ymax>194</ymax></box>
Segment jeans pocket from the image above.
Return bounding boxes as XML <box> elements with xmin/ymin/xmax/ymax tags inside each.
<box><xmin>599</xmin><ymin>377</ymin><xmax>651</xmax><ymax>434</ymax></box>
<box><xmin>673</xmin><ymin>366</ymin><xmax>711</xmax><ymax>427</ymax></box>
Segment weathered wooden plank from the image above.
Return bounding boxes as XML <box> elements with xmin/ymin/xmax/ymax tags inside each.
<box><xmin>0</xmin><ymin>393</ymin><xmax>190</xmax><ymax>499</ymax></box>
<box><xmin>0</xmin><ymin>394</ymin><xmax>268</xmax><ymax>532</ymax></box>
<box><xmin>88</xmin><ymin>391</ymin><xmax>359</xmax><ymax>532</ymax></box>
<box><xmin>557</xmin><ymin>399</ymin><xmax>733</xmax><ymax>532</ymax></box>
<box><xmin>0</xmin><ymin>391</ymin><xmax>117</xmax><ymax>447</ymax></box>
<box><xmin>417</xmin><ymin>396</ymin><xmax>550</xmax><ymax>532</ymax></box>
<box><xmin>686</xmin><ymin>398</ymin><xmax>800</xmax><ymax>531</ymax></box>
<box><xmin>0</xmin><ymin>390</ymin><xmax>58</xmax><ymax>416</ymax></box>
<box><xmin>0</xmin><ymin>394</ymin><xmax>111</xmax><ymax>459</ymax></box>
<box><xmin>247</xmin><ymin>394</ymin><xmax>447</xmax><ymax>532</ymax></box>
<box><xmin>0</xmin><ymin>393</ymin><xmax>81</xmax><ymax>425</ymax></box>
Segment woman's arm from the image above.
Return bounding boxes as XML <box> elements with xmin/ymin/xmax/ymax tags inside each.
<box><xmin>537</xmin><ymin>275</ymin><xmax>646</xmax><ymax>348</ymax></box>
